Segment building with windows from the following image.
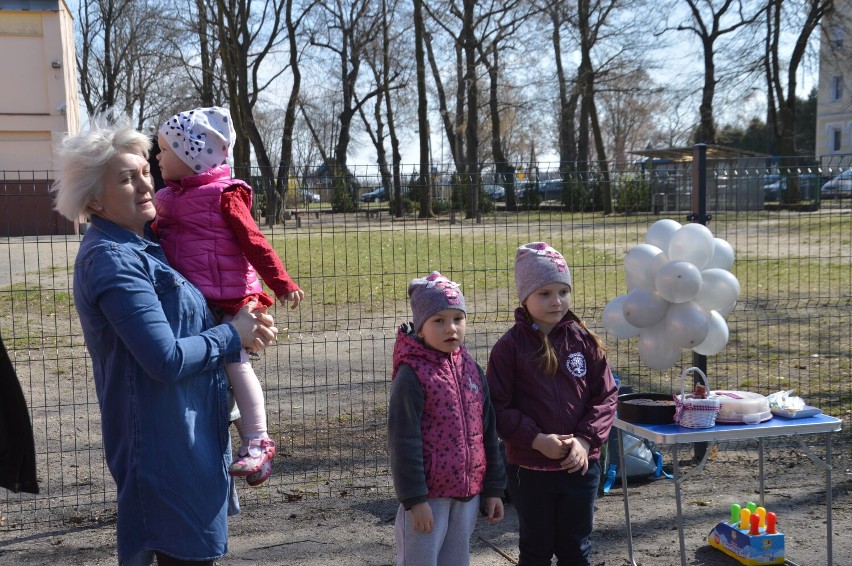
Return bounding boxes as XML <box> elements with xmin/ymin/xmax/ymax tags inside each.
<box><xmin>816</xmin><ymin>2</ymin><xmax>852</xmax><ymax>162</ymax></box>
<box><xmin>0</xmin><ymin>0</ymin><xmax>80</xmax><ymax>235</ymax></box>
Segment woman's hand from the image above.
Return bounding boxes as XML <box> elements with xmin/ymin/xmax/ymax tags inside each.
<box><xmin>410</xmin><ymin>501</ymin><xmax>433</xmax><ymax>533</ymax></box>
<box><xmin>231</xmin><ymin>301</ymin><xmax>278</xmax><ymax>351</ymax></box>
<box><xmin>532</xmin><ymin>433</ymin><xmax>574</xmax><ymax>460</ymax></box>
<box><xmin>560</xmin><ymin>436</ymin><xmax>590</xmax><ymax>474</ymax></box>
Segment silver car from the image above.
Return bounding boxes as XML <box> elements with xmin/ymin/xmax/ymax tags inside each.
<box><xmin>821</xmin><ymin>170</ymin><xmax>852</xmax><ymax>199</ymax></box>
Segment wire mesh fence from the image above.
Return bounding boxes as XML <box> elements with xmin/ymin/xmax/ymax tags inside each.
<box><xmin>1</xmin><ymin>157</ymin><xmax>850</xmax><ymax>532</ymax></box>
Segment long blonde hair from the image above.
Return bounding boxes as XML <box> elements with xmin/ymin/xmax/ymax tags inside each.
<box><xmin>525</xmin><ymin>308</ymin><xmax>608</xmax><ymax>376</ymax></box>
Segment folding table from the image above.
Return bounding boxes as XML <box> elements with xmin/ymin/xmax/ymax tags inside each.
<box><xmin>613</xmin><ymin>413</ymin><xmax>843</xmax><ymax>566</ymax></box>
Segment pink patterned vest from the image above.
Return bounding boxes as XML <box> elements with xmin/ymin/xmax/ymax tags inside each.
<box><xmin>392</xmin><ymin>328</ymin><xmax>487</xmax><ymax>499</ymax></box>
<box><xmin>155</xmin><ymin>165</ymin><xmax>262</xmax><ymax>302</ymax></box>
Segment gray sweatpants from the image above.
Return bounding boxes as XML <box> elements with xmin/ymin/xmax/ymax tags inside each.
<box><xmin>394</xmin><ymin>496</ymin><xmax>480</xmax><ymax>566</ymax></box>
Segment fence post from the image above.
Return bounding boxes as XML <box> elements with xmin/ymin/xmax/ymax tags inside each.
<box><xmin>690</xmin><ymin>144</ymin><xmax>710</xmax><ymax>462</ymax></box>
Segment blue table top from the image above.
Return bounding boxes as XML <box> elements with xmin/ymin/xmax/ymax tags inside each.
<box><xmin>613</xmin><ymin>412</ymin><xmax>842</xmax><ymax>444</ymax></box>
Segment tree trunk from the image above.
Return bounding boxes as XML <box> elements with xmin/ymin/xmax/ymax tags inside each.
<box><xmin>414</xmin><ymin>0</ymin><xmax>433</xmax><ymax>218</ymax></box>
<box><xmin>462</xmin><ymin>0</ymin><xmax>479</xmax><ymax>220</ymax></box>
<box><xmin>275</xmin><ymin>0</ymin><xmax>303</xmax><ymax>226</ymax></box>
<box><xmin>483</xmin><ymin>46</ymin><xmax>514</xmax><ymax>210</ymax></box>
<box><xmin>425</xmin><ymin>32</ymin><xmax>463</xmax><ymax>171</ymax></box>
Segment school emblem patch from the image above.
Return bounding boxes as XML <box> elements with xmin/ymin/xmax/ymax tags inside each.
<box><xmin>566</xmin><ymin>352</ymin><xmax>587</xmax><ymax>378</ymax></box>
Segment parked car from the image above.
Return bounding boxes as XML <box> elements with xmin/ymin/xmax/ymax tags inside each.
<box><xmin>539</xmin><ymin>179</ymin><xmax>564</xmax><ymax>201</ymax></box>
<box><xmin>360</xmin><ymin>187</ymin><xmax>388</xmax><ymax>202</ymax></box>
<box><xmin>764</xmin><ymin>174</ymin><xmax>821</xmax><ymax>201</ymax></box>
<box><xmin>763</xmin><ymin>177</ymin><xmax>785</xmax><ymax>202</ymax></box>
<box><xmin>515</xmin><ymin>179</ymin><xmax>564</xmax><ymax>202</ymax></box>
<box><xmin>821</xmin><ymin>170</ymin><xmax>852</xmax><ymax>199</ymax></box>
<box><xmin>298</xmin><ymin>188</ymin><xmax>321</xmax><ymax>204</ymax></box>
<box><xmin>483</xmin><ymin>184</ymin><xmax>505</xmax><ymax>202</ymax></box>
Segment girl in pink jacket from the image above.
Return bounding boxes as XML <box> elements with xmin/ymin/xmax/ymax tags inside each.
<box><xmin>155</xmin><ymin>107</ymin><xmax>304</xmax><ymax>486</ymax></box>
<box><xmin>388</xmin><ymin>272</ymin><xmax>505</xmax><ymax>566</ymax></box>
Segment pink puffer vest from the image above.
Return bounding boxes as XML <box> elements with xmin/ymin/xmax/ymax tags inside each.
<box><xmin>155</xmin><ymin>165</ymin><xmax>262</xmax><ymax>302</ymax></box>
<box><xmin>392</xmin><ymin>328</ymin><xmax>487</xmax><ymax>499</ymax></box>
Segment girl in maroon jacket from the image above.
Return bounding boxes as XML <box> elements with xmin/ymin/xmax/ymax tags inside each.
<box><xmin>486</xmin><ymin>242</ymin><xmax>618</xmax><ymax>566</ymax></box>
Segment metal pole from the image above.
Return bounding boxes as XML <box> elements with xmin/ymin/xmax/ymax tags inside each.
<box><xmin>691</xmin><ymin>144</ymin><xmax>710</xmax><ymax>462</ymax></box>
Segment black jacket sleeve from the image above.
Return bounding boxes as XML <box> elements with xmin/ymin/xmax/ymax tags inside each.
<box><xmin>0</xmin><ymin>332</ymin><xmax>39</xmax><ymax>494</ymax></box>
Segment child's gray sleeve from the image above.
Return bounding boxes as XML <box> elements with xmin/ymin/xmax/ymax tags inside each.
<box><xmin>387</xmin><ymin>365</ymin><xmax>428</xmax><ymax>509</ymax></box>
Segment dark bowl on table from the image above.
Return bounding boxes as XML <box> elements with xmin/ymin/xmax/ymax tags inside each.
<box><xmin>617</xmin><ymin>392</ymin><xmax>677</xmax><ymax>424</ymax></box>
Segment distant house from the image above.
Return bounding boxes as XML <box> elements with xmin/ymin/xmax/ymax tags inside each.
<box><xmin>815</xmin><ymin>0</ymin><xmax>852</xmax><ymax>168</ymax></box>
<box><xmin>0</xmin><ymin>0</ymin><xmax>80</xmax><ymax>236</ymax></box>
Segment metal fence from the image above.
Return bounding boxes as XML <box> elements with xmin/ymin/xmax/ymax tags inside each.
<box><xmin>1</xmin><ymin>157</ymin><xmax>850</xmax><ymax>531</ymax></box>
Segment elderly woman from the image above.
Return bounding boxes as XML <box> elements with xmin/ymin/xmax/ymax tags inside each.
<box><xmin>52</xmin><ymin>111</ymin><xmax>277</xmax><ymax>566</ymax></box>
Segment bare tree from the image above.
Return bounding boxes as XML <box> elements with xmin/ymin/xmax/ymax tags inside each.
<box><xmin>598</xmin><ymin>69</ymin><xmax>666</xmax><ymax>164</ymax></box>
<box><xmin>76</xmin><ymin>0</ymin><xmax>180</xmax><ymax>126</ymax></box>
<box><xmin>265</xmin><ymin>0</ymin><xmax>319</xmax><ymax>225</ymax></box>
<box><xmin>355</xmin><ymin>0</ymin><xmax>411</xmax><ymax>217</ymax></box>
<box><xmin>412</xmin><ymin>0</ymin><xmax>434</xmax><ymax>217</ymax></box>
<box><xmin>541</xmin><ymin>1</ymin><xmax>579</xmax><ymax>193</ymax></box>
<box><xmin>673</xmin><ymin>0</ymin><xmax>763</xmax><ymax>144</ymax></box>
<box><xmin>213</xmin><ymin>0</ymin><xmax>289</xmax><ymax>176</ymax></box>
<box><xmin>423</xmin><ymin>18</ymin><xmax>465</xmax><ymax>172</ymax></box>
<box><xmin>310</xmin><ymin>0</ymin><xmax>386</xmax><ymax>169</ymax></box>
<box><xmin>475</xmin><ymin>2</ymin><xmax>533</xmax><ymax>212</ymax></box>
<box><xmin>763</xmin><ymin>0</ymin><xmax>830</xmax><ymax>192</ymax></box>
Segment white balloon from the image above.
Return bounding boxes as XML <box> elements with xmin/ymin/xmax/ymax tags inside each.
<box><xmin>706</xmin><ymin>238</ymin><xmax>735</xmax><ymax>271</ymax></box>
<box><xmin>695</xmin><ymin>268</ymin><xmax>741</xmax><ymax>312</ymax></box>
<box><xmin>655</xmin><ymin>260</ymin><xmax>703</xmax><ymax>303</ymax></box>
<box><xmin>602</xmin><ymin>295</ymin><xmax>642</xmax><ymax>338</ymax></box>
<box><xmin>645</xmin><ymin>219</ymin><xmax>682</xmax><ymax>251</ymax></box>
<box><xmin>623</xmin><ymin>244</ymin><xmax>667</xmax><ymax>289</ymax></box>
<box><xmin>664</xmin><ymin>301</ymin><xmax>710</xmax><ymax>348</ymax></box>
<box><xmin>638</xmin><ymin>323</ymin><xmax>683</xmax><ymax>371</ymax></box>
<box><xmin>717</xmin><ymin>299</ymin><xmax>737</xmax><ymax>317</ymax></box>
<box><xmin>692</xmin><ymin>310</ymin><xmax>730</xmax><ymax>355</ymax></box>
<box><xmin>668</xmin><ymin>224</ymin><xmax>715</xmax><ymax>269</ymax></box>
<box><xmin>622</xmin><ymin>288</ymin><xmax>670</xmax><ymax>328</ymax></box>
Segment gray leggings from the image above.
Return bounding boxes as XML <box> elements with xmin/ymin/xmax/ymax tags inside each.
<box><xmin>394</xmin><ymin>496</ymin><xmax>480</xmax><ymax>566</ymax></box>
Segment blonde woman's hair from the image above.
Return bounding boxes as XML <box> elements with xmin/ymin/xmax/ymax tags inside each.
<box><xmin>51</xmin><ymin>109</ymin><xmax>152</xmax><ymax>221</ymax></box>
<box><xmin>525</xmin><ymin>308</ymin><xmax>608</xmax><ymax>376</ymax></box>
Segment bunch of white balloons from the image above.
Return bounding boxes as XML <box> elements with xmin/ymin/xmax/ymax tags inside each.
<box><xmin>602</xmin><ymin>219</ymin><xmax>740</xmax><ymax>371</ymax></box>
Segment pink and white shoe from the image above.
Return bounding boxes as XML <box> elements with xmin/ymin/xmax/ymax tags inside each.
<box><xmin>229</xmin><ymin>437</ymin><xmax>276</xmax><ymax>477</ymax></box>
<box><xmin>246</xmin><ymin>458</ymin><xmax>273</xmax><ymax>487</ymax></box>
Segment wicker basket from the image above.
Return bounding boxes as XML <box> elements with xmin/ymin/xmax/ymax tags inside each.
<box><xmin>674</xmin><ymin>367</ymin><xmax>721</xmax><ymax>429</ymax></box>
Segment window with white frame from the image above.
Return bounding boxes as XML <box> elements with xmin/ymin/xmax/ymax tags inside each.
<box><xmin>831</xmin><ymin>25</ymin><xmax>845</xmax><ymax>50</ymax></box>
<box><xmin>830</xmin><ymin>75</ymin><xmax>843</xmax><ymax>102</ymax></box>
<box><xmin>831</xmin><ymin>127</ymin><xmax>842</xmax><ymax>152</ymax></box>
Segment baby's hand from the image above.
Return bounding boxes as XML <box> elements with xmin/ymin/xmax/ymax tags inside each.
<box><xmin>280</xmin><ymin>289</ymin><xmax>305</xmax><ymax>309</ymax></box>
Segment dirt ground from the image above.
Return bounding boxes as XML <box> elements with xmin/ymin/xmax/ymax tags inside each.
<box><xmin>2</xmin><ymin>443</ymin><xmax>850</xmax><ymax>566</ymax></box>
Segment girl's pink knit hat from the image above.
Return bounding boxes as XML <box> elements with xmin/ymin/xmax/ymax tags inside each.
<box><xmin>408</xmin><ymin>272</ymin><xmax>466</xmax><ymax>332</ymax></box>
<box><xmin>514</xmin><ymin>242</ymin><xmax>572</xmax><ymax>304</ymax></box>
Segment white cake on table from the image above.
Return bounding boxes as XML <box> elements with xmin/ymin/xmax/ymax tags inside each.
<box><xmin>712</xmin><ymin>390</ymin><xmax>772</xmax><ymax>424</ymax></box>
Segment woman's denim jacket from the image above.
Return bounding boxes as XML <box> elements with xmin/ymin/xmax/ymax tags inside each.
<box><xmin>74</xmin><ymin>215</ymin><xmax>243</xmax><ymax>564</ymax></box>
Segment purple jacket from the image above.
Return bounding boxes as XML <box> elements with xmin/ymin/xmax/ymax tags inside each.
<box><xmin>155</xmin><ymin>165</ymin><xmax>262</xmax><ymax>302</ymax></box>
<box><xmin>486</xmin><ymin>308</ymin><xmax>617</xmax><ymax>470</ymax></box>
<box><xmin>388</xmin><ymin>325</ymin><xmax>505</xmax><ymax>509</ymax></box>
